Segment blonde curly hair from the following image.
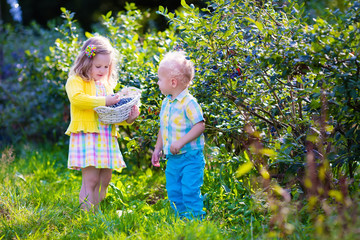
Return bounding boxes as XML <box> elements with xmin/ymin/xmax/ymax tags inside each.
<box><xmin>159</xmin><ymin>51</ymin><xmax>195</xmax><ymax>86</ymax></box>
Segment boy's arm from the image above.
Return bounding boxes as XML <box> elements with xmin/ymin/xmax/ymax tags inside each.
<box><xmin>170</xmin><ymin>121</ymin><xmax>205</xmax><ymax>155</ymax></box>
<box><xmin>151</xmin><ymin>130</ymin><xmax>163</xmax><ymax>167</ymax></box>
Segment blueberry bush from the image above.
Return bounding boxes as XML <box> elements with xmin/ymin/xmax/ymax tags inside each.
<box><xmin>156</xmin><ymin>0</ymin><xmax>360</xmax><ymax>237</ymax></box>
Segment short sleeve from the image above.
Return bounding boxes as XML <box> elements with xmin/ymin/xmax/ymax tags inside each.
<box><xmin>185</xmin><ymin>99</ymin><xmax>204</xmax><ymax>125</ymax></box>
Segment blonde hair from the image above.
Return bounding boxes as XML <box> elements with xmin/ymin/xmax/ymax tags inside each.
<box><xmin>159</xmin><ymin>51</ymin><xmax>195</xmax><ymax>85</ymax></box>
<box><xmin>70</xmin><ymin>36</ymin><xmax>119</xmax><ymax>88</ymax></box>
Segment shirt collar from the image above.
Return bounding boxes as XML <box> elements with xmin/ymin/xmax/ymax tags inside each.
<box><xmin>166</xmin><ymin>88</ymin><xmax>189</xmax><ymax>102</ymax></box>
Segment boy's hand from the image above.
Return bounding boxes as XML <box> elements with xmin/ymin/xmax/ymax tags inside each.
<box><xmin>169</xmin><ymin>121</ymin><xmax>205</xmax><ymax>155</ymax></box>
<box><xmin>126</xmin><ymin>105</ymin><xmax>140</xmax><ymax>123</ymax></box>
<box><xmin>170</xmin><ymin>140</ymin><xmax>184</xmax><ymax>155</ymax></box>
<box><xmin>151</xmin><ymin>149</ymin><xmax>162</xmax><ymax>167</ymax></box>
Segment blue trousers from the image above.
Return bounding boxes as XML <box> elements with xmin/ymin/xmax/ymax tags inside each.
<box><xmin>165</xmin><ymin>150</ymin><xmax>206</xmax><ymax>219</ymax></box>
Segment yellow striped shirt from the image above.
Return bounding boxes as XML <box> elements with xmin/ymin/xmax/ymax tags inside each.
<box><xmin>160</xmin><ymin>89</ymin><xmax>205</xmax><ymax>155</ymax></box>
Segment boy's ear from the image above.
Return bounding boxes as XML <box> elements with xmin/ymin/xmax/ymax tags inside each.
<box><xmin>171</xmin><ymin>78</ymin><xmax>178</xmax><ymax>88</ymax></box>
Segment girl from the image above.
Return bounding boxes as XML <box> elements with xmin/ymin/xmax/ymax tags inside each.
<box><xmin>65</xmin><ymin>36</ymin><xmax>140</xmax><ymax>211</ymax></box>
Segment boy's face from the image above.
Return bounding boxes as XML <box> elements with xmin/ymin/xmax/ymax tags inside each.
<box><xmin>157</xmin><ymin>65</ymin><xmax>173</xmax><ymax>95</ymax></box>
<box><xmin>91</xmin><ymin>53</ymin><xmax>111</xmax><ymax>82</ymax></box>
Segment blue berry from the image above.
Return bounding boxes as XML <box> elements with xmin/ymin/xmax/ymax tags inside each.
<box><xmin>110</xmin><ymin>98</ymin><xmax>133</xmax><ymax>108</ymax></box>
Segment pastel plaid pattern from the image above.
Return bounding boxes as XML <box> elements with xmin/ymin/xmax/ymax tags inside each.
<box><xmin>160</xmin><ymin>89</ymin><xmax>205</xmax><ymax>155</ymax></box>
<box><xmin>67</xmin><ymin>82</ymin><xmax>126</xmax><ymax>171</ymax></box>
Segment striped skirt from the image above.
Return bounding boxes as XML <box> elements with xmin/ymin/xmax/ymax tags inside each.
<box><xmin>68</xmin><ymin>122</ymin><xmax>126</xmax><ymax>172</ymax></box>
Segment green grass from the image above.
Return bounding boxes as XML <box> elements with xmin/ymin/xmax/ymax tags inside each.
<box><xmin>0</xmin><ymin>144</ymin><xmax>259</xmax><ymax>239</ymax></box>
<box><xmin>4</xmin><ymin>144</ymin><xmax>357</xmax><ymax>239</ymax></box>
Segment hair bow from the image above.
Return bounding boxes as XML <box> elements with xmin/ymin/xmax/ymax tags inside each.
<box><xmin>85</xmin><ymin>45</ymin><xmax>96</xmax><ymax>58</ymax></box>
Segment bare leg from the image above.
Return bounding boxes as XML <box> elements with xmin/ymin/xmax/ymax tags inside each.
<box><xmin>79</xmin><ymin>166</ymin><xmax>100</xmax><ymax>211</ymax></box>
<box><xmin>99</xmin><ymin>168</ymin><xmax>112</xmax><ymax>202</ymax></box>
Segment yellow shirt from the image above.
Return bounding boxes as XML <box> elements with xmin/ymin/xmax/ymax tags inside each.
<box><xmin>65</xmin><ymin>75</ymin><xmax>128</xmax><ymax>137</ymax></box>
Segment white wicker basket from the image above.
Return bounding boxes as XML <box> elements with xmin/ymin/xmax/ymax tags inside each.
<box><xmin>94</xmin><ymin>87</ymin><xmax>141</xmax><ymax>124</ymax></box>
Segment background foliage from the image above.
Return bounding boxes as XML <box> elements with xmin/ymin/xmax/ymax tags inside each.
<box><xmin>1</xmin><ymin>0</ymin><xmax>360</xmax><ymax>238</ymax></box>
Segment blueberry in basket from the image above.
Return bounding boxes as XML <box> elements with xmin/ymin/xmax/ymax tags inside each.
<box><xmin>110</xmin><ymin>97</ymin><xmax>133</xmax><ymax>108</ymax></box>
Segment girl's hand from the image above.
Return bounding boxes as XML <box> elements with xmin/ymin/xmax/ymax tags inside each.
<box><xmin>105</xmin><ymin>94</ymin><xmax>121</xmax><ymax>106</ymax></box>
<box><xmin>126</xmin><ymin>105</ymin><xmax>140</xmax><ymax>123</ymax></box>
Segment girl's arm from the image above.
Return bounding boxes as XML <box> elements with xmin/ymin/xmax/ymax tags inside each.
<box><xmin>170</xmin><ymin>121</ymin><xmax>205</xmax><ymax>155</ymax></box>
<box><xmin>66</xmin><ymin>77</ymin><xmax>105</xmax><ymax>109</ymax></box>
<box><xmin>114</xmin><ymin>105</ymin><xmax>140</xmax><ymax>126</ymax></box>
<box><xmin>66</xmin><ymin>76</ymin><xmax>121</xmax><ymax>109</ymax></box>
<box><xmin>126</xmin><ymin>105</ymin><xmax>140</xmax><ymax>124</ymax></box>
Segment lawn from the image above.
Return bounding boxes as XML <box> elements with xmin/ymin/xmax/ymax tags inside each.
<box><xmin>0</xmin><ymin>144</ymin><xmax>261</xmax><ymax>239</ymax></box>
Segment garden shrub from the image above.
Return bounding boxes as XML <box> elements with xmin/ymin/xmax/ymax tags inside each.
<box><xmin>0</xmin><ymin>22</ymin><xmax>65</xmax><ymax>144</ymax></box>
<box><xmin>157</xmin><ymin>0</ymin><xmax>360</xmax><ymax>237</ymax></box>
<box><xmin>158</xmin><ymin>0</ymin><xmax>360</xmax><ymax>186</ymax></box>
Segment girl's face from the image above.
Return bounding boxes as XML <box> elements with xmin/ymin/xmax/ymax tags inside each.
<box><xmin>91</xmin><ymin>53</ymin><xmax>111</xmax><ymax>82</ymax></box>
<box><xmin>157</xmin><ymin>65</ymin><xmax>173</xmax><ymax>96</ymax></box>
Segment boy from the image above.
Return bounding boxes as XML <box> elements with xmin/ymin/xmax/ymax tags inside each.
<box><xmin>151</xmin><ymin>51</ymin><xmax>206</xmax><ymax>220</ymax></box>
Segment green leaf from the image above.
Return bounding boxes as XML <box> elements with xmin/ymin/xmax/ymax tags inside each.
<box><xmin>158</xmin><ymin>5</ymin><xmax>164</xmax><ymax>13</ymax></box>
<box><xmin>145</xmin><ymin>168</ymin><xmax>153</xmax><ymax>177</ymax></box>
<box><xmin>236</xmin><ymin>162</ymin><xmax>254</xmax><ymax>178</ymax></box>
<box><xmin>85</xmin><ymin>32</ymin><xmax>93</xmax><ymax>39</ymax></box>
<box><xmin>60</xmin><ymin>7</ymin><xmax>66</xmax><ymax>13</ymax></box>
<box><xmin>132</xmin><ymin>33</ymin><xmax>139</xmax><ymax>43</ymax></box>
<box><xmin>329</xmin><ymin>190</ymin><xmax>343</xmax><ymax>203</ymax></box>
<box><xmin>244</xmin><ymin>17</ymin><xmax>263</xmax><ymax>31</ymax></box>
<box><xmin>181</xmin><ymin>0</ymin><xmax>190</xmax><ymax>9</ymax></box>
<box><xmin>287</xmin><ymin>126</ymin><xmax>292</xmax><ymax>134</ymax></box>
<box><xmin>244</xmin><ymin>151</ymin><xmax>250</xmax><ymax>162</ymax></box>
<box><xmin>260</xmin><ymin>148</ymin><xmax>277</xmax><ymax>158</ymax></box>
<box><xmin>106</xmin><ymin>11</ymin><xmax>112</xmax><ymax>18</ymax></box>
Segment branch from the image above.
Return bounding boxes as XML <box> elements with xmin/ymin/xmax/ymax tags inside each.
<box><xmin>260</xmin><ymin>71</ymin><xmax>289</xmax><ymax>122</ymax></box>
<box><xmin>225</xmin><ymin>92</ymin><xmax>292</xmax><ymax>129</ymax></box>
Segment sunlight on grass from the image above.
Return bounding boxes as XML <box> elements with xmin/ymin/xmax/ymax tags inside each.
<box><xmin>0</xmin><ymin>145</ymin><xmax>245</xmax><ymax>239</ymax></box>
<box><xmin>7</xmin><ymin>142</ymin><xmax>358</xmax><ymax>239</ymax></box>
<box><xmin>3</xmin><ymin>143</ymin><xmax>357</xmax><ymax>239</ymax></box>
